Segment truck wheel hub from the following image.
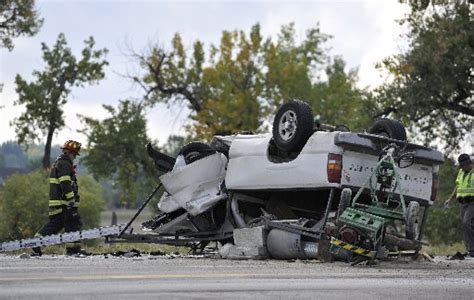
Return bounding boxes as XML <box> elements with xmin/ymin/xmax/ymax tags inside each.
<box><xmin>279</xmin><ymin>110</ymin><xmax>297</xmax><ymax>141</ymax></box>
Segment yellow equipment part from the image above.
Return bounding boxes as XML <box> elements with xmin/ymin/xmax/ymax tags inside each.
<box><xmin>330</xmin><ymin>237</ymin><xmax>376</xmax><ymax>258</ymax></box>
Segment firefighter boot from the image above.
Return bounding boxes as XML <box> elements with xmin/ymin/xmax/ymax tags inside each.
<box><xmin>66</xmin><ymin>245</ymin><xmax>89</xmax><ymax>257</ymax></box>
<box><xmin>31</xmin><ymin>247</ymin><xmax>42</xmax><ymax>257</ymax></box>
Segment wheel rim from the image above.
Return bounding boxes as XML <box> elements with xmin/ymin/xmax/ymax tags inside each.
<box><xmin>278</xmin><ymin>110</ymin><xmax>298</xmax><ymax>141</ymax></box>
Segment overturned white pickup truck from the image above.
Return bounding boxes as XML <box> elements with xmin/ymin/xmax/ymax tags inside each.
<box><xmin>142</xmin><ymin>100</ymin><xmax>444</xmax><ymax>260</ymax></box>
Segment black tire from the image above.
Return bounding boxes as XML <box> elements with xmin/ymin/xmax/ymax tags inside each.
<box><xmin>405</xmin><ymin>201</ymin><xmax>420</xmax><ymax>240</ymax></box>
<box><xmin>178</xmin><ymin>142</ymin><xmax>216</xmax><ymax>165</ymax></box>
<box><xmin>272</xmin><ymin>100</ymin><xmax>314</xmax><ymax>152</ymax></box>
<box><xmin>337</xmin><ymin>188</ymin><xmax>352</xmax><ymax>219</ymax></box>
<box><xmin>368</xmin><ymin>118</ymin><xmax>407</xmax><ymax>141</ymax></box>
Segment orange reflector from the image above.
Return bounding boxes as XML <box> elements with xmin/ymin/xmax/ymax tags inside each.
<box><xmin>327</xmin><ymin>153</ymin><xmax>343</xmax><ymax>183</ymax></box>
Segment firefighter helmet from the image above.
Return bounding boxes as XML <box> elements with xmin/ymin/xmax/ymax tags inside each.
<box><xmin>61</xmin><ymin>140</ymin><xmax>81</xmax><ymax>155</ymax></box>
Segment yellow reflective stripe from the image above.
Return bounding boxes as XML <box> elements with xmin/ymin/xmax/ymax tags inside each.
<box><xmin>50</xmin><ymin>176</ymin><xmax>73</xmax><ymax>184</ymax></box>
<box><xmin>67</xmin><ymin>200</ymin><xmax>79</xmax><ymax>208</ymax></box>
<box><xmin>331</xmin><ymin>238</ymin><xmax>375</xmax><ymax>258</ymax></box>
<box><xmin>49</xmin><ymin>208</ymin><xmax>63</xmax><ymax>216</ymax></box>
<box><xmin>65</xmin><ymin>192</ymin><xmax>75</xmax><ymax>199</ymax></box>
<box><xmin>49</xmin><ymin>200</ymin><xmax>68</xmax><ymax>206</ymax></box>
<box><xmin>457</xmin><ymin>170</ymin><xmax>473</xmax><ymax>197</ymax></box>
<box><xmin>58</xmin><ymin>175</ymin><xmax>72</xmax><ymax>182</ymax></box>
<box><xmin>49</xmin><ymin>178</ymin><xmax>60</xmax><ymax>184</ymax></box>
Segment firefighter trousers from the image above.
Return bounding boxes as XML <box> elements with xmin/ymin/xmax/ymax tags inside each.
<box><xmin>35</xmin><ymin>207</ymin><xmax>83</xmax><ymax>253</ymax></box>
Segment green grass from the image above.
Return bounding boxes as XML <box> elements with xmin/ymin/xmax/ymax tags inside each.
<box><xmin>422</xmin><ymin>242</ymin><xmax>466</xmax><ymax>257</ymax></box>
<box><xmin>6</xmin><ymin>242</ymin><xmax>188</xmax><ymax>256</ymax></box>
<box><xmin>3</xmin><ymin>209</ymin><xmax>188</xmax><ymax>256</ymax></box>
<box><xmin>100</xmin><ymin>208</ymin><xmax>155</xmax><ymax>229</ymax></box>
<box><xmin>84</xmin><ymin>243</ymin><xmax>187</xmax><ymax>255</ymax></box>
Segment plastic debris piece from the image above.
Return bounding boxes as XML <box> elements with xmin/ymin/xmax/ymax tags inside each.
<box><xmin>18</xmin><ymin>253</ymin><xmax>30</xmax><ymax>259</ymax></box>
<box><xmin>448</xmin><ymin>252</ymin><xmax>465</xmax><ymax>260</ymax></box>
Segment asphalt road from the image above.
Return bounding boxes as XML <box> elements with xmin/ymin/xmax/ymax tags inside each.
<box><xmin>1</xmin><ymin>254</ymin><xmax>473</xmax><ymax>299</ymax></box>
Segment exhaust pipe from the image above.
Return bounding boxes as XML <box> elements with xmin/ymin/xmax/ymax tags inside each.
<box><xmin>266</xmin><ymin>229</ymin><xmax>318</xmax><ymax>259</ymax></box>
<box><xmin>230</xmin><ymin>195</ymin><xmax>248</xmax><ymax>228</ymax></box>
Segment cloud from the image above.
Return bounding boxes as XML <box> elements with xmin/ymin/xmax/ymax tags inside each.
<box><xmin>146</xmin><ymin>103</ymin><xmax>193</xmax><ymax>146</ymax></box>
<box><xmin>0</xmin><ymin>82</ymin><xmax>24</xmax><ymax>143</ymax></box>
<box><xmin>0</xmin><ymin>0</ymin><xmax>412</xmax><ymax>145</ymax></box>
<box><xmin>357</xmin><ymin>1</ymin><xmax>410</xmax><ymax>88</ymax></box>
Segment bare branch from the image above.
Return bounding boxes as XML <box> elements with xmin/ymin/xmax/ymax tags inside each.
<box><xmin>438</xmin><ymin>90</ymin><xmax>474</xmax><ymax>116</ymax></box>
<box><xmin>139</xmin><ymin>51</ymin><xmax>203</xmax><ymax>112</ymax></box>
<box><xmin>444</xmin><ymin>101</ymin><xmax>474</xmax><ymax>116</ymax></box>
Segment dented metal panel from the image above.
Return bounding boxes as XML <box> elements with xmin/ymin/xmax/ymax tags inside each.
<box><xmin>159</xmin><ymin>153</ymin><xmax>228</xmax><ymax>216</ymax></box>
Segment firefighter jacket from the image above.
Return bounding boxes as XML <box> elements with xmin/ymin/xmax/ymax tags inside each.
<box><xmin>456</xmin><ymin>169</ymin><xmax>474</xmax><ymax>200</ymax></box>
<box><xmin>48</xmin><ymin>154</ymin><xmax>79</xmax><ymax>216</ymax></box>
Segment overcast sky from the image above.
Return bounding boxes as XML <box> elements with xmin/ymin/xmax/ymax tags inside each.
<box><xmin>0</xmin><ymin>0</ymin><xmax>412</xmax><ymax>147</ymax></box>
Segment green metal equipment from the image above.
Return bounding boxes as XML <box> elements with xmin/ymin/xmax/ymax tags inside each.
<box><xmin>331</xmin><ymin>143</ymin><xmax>419</xmax><ymax>262</ymax></box>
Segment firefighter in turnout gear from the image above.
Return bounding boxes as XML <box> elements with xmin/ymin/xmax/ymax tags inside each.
<box><xmin>32</xmin><ymin>140</ymin><xmax>85</xmax><ymax>256</ymax></box>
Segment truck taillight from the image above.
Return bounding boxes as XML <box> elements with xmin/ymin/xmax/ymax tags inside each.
<box><xmin>431</xmin><ymin>172</ymin><xmax>439</xmax><ymax>202</ymax></box>
<box><xmin>327</xmin><ymin>153</ymin><xmax>343</xmax><ymax>183</ymax></box>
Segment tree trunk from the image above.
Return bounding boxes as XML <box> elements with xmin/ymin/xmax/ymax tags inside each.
<box><xmin>43</xmin><ymin>128</ymin><xmax>55</xmax><ymax>169</ymax></box>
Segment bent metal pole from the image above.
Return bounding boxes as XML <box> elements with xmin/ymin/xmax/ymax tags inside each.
<box><xmin>118</xmin><ymin>182</ymin><xmax>163</xmax><ymax>237</ymax></box>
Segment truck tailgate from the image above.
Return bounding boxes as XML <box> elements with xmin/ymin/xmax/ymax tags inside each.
<box><xmin>334</xmin><ymin>132</ymin><xmax>443</xmax><ymax>205</ymax></box>
<box><xmin>341</xmin><ymin>150</ymin><xmax>433</xmax><ymax>202</ymax></box>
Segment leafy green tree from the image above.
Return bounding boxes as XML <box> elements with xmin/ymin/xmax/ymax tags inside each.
<box><xmin>0</xmin><ymin>141</ymin><xmax>27</xmax><ymax>169</ymax></box>
<box><xmin>374</xmin><ymin>2</ymin><xmax>473</xmax><ymax>151</ymax></box>
<box><xmin>79</xmin><ymin>100</ymin><xmax>159</xmax><ymax>207</ymax></box>
<box><xmin>262</xmin><ymin>24</ymin><xmax>328</xmax><ymax>109</ymax></box>
<box><xmin>24</xmin><ymin>143</ymin><xmax>61</xmax><ymax>171</ymax></box>
<box><xmin>135</xmin><ymin>23</ymin><xmax>371</xmax><ymax>139</ymax></box>
<box><xmin>310</xmin><ymin>57</ymin><xmax>373</xmax><ymax>131</ymax></box>
<box><xmin>0</xmin><ymin>170</ymin><xmax>103</xmax><ymax>241</ymax></box>
<box><xmin>134</xmin><ymin>25</ymin><xmax>262</xmax><ymax>139</ymax></box>
<box><xmin>12</xmin><ymin>33</ymin><xmax>108</xmax><ymax>169</ymax></box>
<box><xmin>136</xmin><ymin>24</ymin><xmax>369</xmax><ymax>140</ymax></box>
<box><xmin>162</xmin><ymin>135</ymin><xmax>187</xmax><ymax>157</ymax></box>
<box><xmin>0</xmin><ymin>0</ymin><xmax>43</xmax><ymax>51</ymax></box>
<box><xmin>77</xmin><ymin>175</ymin><xmax>104</xmax><ymax>229</ymax></box>
<box><xmin>192</xmin><ymin>25</ymin><xmax>265</xmax><ymax>138</ymax></box>
<box><xmin>0</xmin><ymin>153</ymin><xmax>4</xmax><ymax>169</ymax></box>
